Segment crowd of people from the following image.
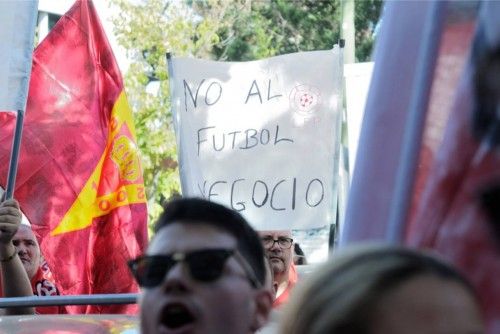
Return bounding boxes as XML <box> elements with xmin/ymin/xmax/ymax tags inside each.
<box><xmin>128</xmin><ymin>198</ymin><xmax>485</xmax><ymax>334</ymax></box>
<box><xmin>1</xmin><ymin>0</ymin><xmax>497</xmax><ymax>332</ymax></box>
<box><xmin>0</xmin><ymin>196</ymin><xmax>489</xmax><ymax>333</ymax></box>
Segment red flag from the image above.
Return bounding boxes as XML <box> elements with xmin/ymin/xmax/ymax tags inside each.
<box><xmin>407</xmin><ymin>3</ymin><xmax>500</xmax><ymax>332</ymax></box>
<box><xmin>0</xmin><ymin>0</ymin><xmax>148</xmax><ymax>314</ymax></box>
<box><xmin>339</xmin><ymin>1</ymin><xmax>499</xmax><ymax>331</ymax></box>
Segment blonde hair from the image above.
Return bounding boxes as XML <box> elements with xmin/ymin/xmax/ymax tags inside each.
<box><xmin>279</xmin><ymin>244</ymin><xmax>475</xmax><ymax>334</ymax></box>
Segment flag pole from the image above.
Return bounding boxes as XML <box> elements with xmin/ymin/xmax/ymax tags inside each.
<box><xmin>5</xmin><ymin>110</ymin><xmax>25</xmax><ymax>200</ymax></box>
<box><xmin>166</xmin><ymin>51</ymin><xmax>188</xmax><ymax>194</ymax></box>
<box><xmin>328</xmin><ymin>41</ymin><xmax>345</xmax><ymax>255</ymax></box>
<box><xmin>0</xmin><ymin>0</ymin><xmax>38</xmax><ymax>200</ymax></box>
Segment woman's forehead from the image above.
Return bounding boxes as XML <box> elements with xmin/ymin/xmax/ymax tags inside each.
<box><xmin>15</xmin><ymin>225</ymin><xmax>37</xmax><ymax>241</ymax></box>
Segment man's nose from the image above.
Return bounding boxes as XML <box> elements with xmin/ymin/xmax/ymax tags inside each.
<box><xmin>269</xmin><ymin>239</ymin><xmax>282</xmax><ymax>251</ymax></box>
<box><xmin>16</xmin><ymin>244</ymin><xmax>28</xmax><ymax>255</ymax></box>
<box><xmin>161</xmin><ymin>263</ymin><xmax>190</xmax><ymax>294</ymax></box>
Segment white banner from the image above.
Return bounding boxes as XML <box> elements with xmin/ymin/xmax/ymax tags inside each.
<box><xmin>169</xmin><ymin>49</ymin><xmax>343</xmax><ymax>230</ymax></box>
<box><xmin>0</xmin><ymin>0</ymin><xmax>38</xmax><ymax>111</ymax></box>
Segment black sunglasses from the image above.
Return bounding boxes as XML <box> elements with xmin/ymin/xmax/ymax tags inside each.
<box><xmin>128</xmin><ymin>248</ymin><xmax>261</xmax><ymax>288</ymax></box>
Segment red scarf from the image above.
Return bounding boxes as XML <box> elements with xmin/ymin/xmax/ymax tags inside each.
<box><xmin>31</xmin><ymin>261</ymin><xmax>66</xmax><ymax>314</ymax></box>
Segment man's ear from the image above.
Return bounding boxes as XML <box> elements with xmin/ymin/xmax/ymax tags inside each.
<box><xmin>250</xmin><ymin>288</ymin><xmax>273</xmax><ymax>332</ymax></box>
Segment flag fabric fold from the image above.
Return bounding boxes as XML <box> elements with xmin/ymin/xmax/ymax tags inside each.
<box><xmin>407</xmin><ymin>2</ymin><xmax>500</xmax><ymax>331</ymax></box>
<box><xmin>0</xmin><ymin>0</ymin><xmax>147</xmax><ymax>314</ymax></box>
<box><xmin>0</xmin><ymin>0</ymin><xmax>38</xmax><ymax>112</ymax></box>
<box><xmin>341</xmin><ymin>1</ymin><xmax>433</xmax><ymax>244</ymax></box>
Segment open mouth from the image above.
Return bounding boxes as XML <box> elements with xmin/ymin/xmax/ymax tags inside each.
<box><xmin>160</xmin><ymin>303</ymin><xmax>195</xmax><ymax>330</ymax></box>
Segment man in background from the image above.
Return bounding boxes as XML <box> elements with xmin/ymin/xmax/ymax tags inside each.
<box><xmin>259</xmin><ymin>230</ymin><xmax>297</xmax><ymax>308</ymax></box>
<box><xmin>0</xmin><ymin>199</ymin><xmax>34</xmax><ymax>315</ymax></box>
<box><xmin>0</xmin><ymin>199</ymin><xmax>65</xmax><ymax>314</ymax></box>
<box><xmin>13</xmin><ymin>224</ymin><xmax>64</xmax><ymax>314</ymax></box>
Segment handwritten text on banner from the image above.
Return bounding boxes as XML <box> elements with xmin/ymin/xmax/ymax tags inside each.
<box><xmin>169</xmin><ymin>49</ymin><xmax>342</xmax><ymax>230</ymax></box>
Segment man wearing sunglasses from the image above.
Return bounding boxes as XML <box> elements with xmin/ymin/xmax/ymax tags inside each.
<box><xmin>258</xmin><ymin>230</ymin><xmax>297</xmax><ymax>308</ymax></box>
<box><xmin>130</xmin><ymin>198</ymin><xmax>273</xmax><ymax>334</ymax></box>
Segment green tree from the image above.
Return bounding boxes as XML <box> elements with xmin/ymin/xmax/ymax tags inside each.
<box><xmin>212</xmin><ymin>0</ymin><xmax>342</xmax><ymax>61</ymax></box>
<box><xmin>210</xmin><ymin>0</ymin><xmax>382</xmax><ymax>62</ymax></box>
<box><xmin>355</xmin><ymin>0</ymin><xmax>383</xmax><ymax>61</ymax></box>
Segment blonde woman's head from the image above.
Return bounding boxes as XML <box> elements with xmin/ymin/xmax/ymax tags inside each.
<box><xmin>280</xmin><ymin>244</ymin><xmax>484</xmax><ymax>334</ymax></box>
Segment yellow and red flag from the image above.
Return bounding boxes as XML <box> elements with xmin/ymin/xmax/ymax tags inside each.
<box><xmin>0</xmin><ymin>0</ymin><xmax>147</xmax><ymax>314</ymax></box>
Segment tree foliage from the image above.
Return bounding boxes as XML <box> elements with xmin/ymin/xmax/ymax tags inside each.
<box><xmin>109</xmin><ymin>0</ymin><xmax>382</xmax><ymax>231</ymax></box>
<box><xmin>355</xmin><ymin>0</ymin><xmax>383</xmax><ymax>61</ymax></box>
<box><xmin>212</xmin><ymin>0</ymin><xmax>342</xmax><ymax>61</ymax></box>
<box><xmin>211</xmin><ymin>0</ymin><xmax>382</xmax><ymax>62</ymax></box>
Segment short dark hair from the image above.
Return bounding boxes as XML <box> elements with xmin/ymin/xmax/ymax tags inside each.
<box><xmin>155</xmin><ymin>197</ymin><xmax>266</xmax><ymax>286</ymax></box>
